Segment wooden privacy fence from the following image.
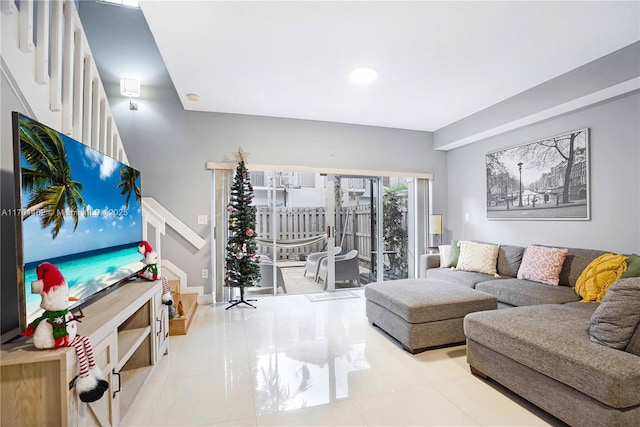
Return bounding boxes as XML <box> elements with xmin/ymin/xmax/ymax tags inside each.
<box><xmin>255</xmin><ymin>207</ymin><xmax>328</xmax><ymax>260</ymax></box>
<box><xmin>255</xmin><ymin>206</ymin><xmax>378</xmax><ymax>262</ymax></box>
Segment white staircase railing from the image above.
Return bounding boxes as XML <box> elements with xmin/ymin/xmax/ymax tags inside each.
<box><xmin>1</xmin><ymin>0</ymin><xmax>127</xmax><ymax>163</ymax></box>
<box><xmin>142</xmin><ymin>197</ymin><xmax>207</xmax><ymax>250</ymax></box>
<box><xmin>141</xmin><ymin>197</ymin><xmax>206</xmax><ymax>295</ymax></box>
<box><xmin>162</xmin><ymin>260</ymin><xmax>202</xmax><ymax>296</ymax></box>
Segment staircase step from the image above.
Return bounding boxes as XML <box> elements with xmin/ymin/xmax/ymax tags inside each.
<box><xmin>169</xmin><ymin>293</ymin><xmax>198</xmax><ymax>336</ymax></box>
<box><xmin>161</xmin><ymin>266</ymin><xmax>181</xmax><ymax>294</ymax></box>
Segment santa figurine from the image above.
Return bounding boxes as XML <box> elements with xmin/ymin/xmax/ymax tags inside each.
<box><xmin>137</xmin><ymin>240</ymin><xmax>173</xmax><ymax>305</ymax></box>
<box><xmin>23</xmin><ymin>262</ymin><xmax>109</xmax><ymax>403</ymax></box>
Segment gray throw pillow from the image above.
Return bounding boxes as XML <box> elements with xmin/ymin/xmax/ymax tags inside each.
<box><xmin>496</xmin><ymin>244</ymin><xmax>525</xmax><ymax>277</ymax></box>
<box><xmin>589</xmin><ymin>277</ymin><xmax>640</xmax><ymax>350</ymax></box>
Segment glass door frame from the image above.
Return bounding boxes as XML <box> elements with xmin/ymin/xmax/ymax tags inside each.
<box><xmin>207</xmin><ymin>162</ymin><xmax>432</xmax><ymax>303</ymax></box>
<box><xmin>327</xmin><ymin>174</ymin><xmax>385</xmax><ymax>290</ymax></box>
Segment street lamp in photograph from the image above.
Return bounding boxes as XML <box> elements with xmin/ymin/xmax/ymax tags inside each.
<box><xmin>518</xmin><ymin>162</ymin><xmax>523</xmax><ymax>207</ymax></box>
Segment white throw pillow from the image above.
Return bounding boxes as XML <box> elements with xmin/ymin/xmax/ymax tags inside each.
<box><xmin>438</xmin><ymin>245</ymin><xmax>452</xmax><ymax>268</ymax></box>
<box><xmin>456</xmin><ymin>241</ymin><xmax>500</xmax><ymax>275</ymax></box>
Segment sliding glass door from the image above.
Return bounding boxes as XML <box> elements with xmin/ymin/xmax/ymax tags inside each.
<box><xmin>210</xmin><ymin>164</ymin><xmax>430</xmax><ymax>302</ymax></box>
<box><xmin>330</xmin><ymin>174</ymin><xmax>416</xmax><ymax>287</ymax></box>
<box><xmin>253</xmin><ymin>170</ymin><xmax>331</xmax><ymax>295</ymax></box>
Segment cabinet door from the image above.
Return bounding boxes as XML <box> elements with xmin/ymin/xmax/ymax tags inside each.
<box><xmin>1</xmin><ymin>358</ymin><xmax>66</xmax><ymax>427</ymax></box>
<box><xmin>154</xmin><ymin>290</ymin><xmax>170</xmax><ymax>362</ymax></box>
<box><xmin>69</xmin><ymin>333</ymin><xmax>116</xmax><ymax>426</ymax></box>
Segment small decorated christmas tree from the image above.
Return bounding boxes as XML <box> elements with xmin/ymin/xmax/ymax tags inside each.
<box><xmin>225</xmin><ymin>147</ymin><xmax>260</xmax><ymax>309</ymax></box>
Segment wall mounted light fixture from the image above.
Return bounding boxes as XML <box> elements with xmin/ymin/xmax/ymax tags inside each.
<box><xmin>120</xmin><ymin>78</ymin><xmax>140</xmax><ymax>110</ymax></box>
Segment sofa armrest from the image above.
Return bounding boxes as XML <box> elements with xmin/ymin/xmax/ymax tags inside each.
<box><xmin>419</xmin><ymin>253</ymin><xmax>441</xmax><ymax>278</ymax></box>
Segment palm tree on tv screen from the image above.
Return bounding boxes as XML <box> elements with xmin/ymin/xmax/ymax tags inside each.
<box><xmin>19</xmin><ymin>117</ymin><xmax>86</xmax><ymax>239</ymax></box>
<box><xmin>117</xmin><ymin>165</ymin><xmax>141</xmax><ymax>209</ymax></box>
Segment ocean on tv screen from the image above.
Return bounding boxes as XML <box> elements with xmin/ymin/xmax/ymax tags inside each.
<box><xmin>24</xmin><ymin>245</ymin><xmax>143</xmax><ymax>323</ymax></box>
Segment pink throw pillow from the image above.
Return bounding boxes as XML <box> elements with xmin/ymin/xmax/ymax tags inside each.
<box><xmin>517</xmin><ymin>246</ymin><xmax>569</xmax><ymax>286</ymax></box>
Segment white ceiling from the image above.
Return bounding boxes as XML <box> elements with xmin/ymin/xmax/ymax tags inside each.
<box><xmin>139</xmin><ymin>1</ymin><xmax>640</xmax><ymax>132</ymax></box>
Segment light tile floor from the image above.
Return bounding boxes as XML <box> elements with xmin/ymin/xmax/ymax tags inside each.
<box><xmin>122</xmin><ymin>290</ymin><xmax>566</xmax><ymax>426</ymax></box>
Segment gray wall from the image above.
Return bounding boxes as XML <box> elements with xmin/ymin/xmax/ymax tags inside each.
<box><xmin>109</xmin><ymin>86</ymin><xmax>446</xmax><ymax>295</ymax></box>
<box><xmin>438</xmin><ymin>42</ymin><xmax>640</xmax><ymax>254</ymax></box>
<box><xmin>15</xmin><ymin>3</ymin><xmax>637</xmax><ymax>304</ymax></box>
<box><xmin>435</xmin><ymin>42</ymin><xmax>640</xmax><ymax>149</ymax></box>
<box><xmin>76</xmin><ymin>1</ymin><xmax>446</xmax><ymax>296</ymax></box>
<box><xmin>445</xmin><ymin>92</ymin><xmax>640</xmax><ymax>254</ymax></box>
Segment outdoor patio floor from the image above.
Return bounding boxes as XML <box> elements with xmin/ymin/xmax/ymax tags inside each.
<box><xmin>248</xmin><ymin>260</ymin><xmax>370</xmax><ymax>296</ymax></box>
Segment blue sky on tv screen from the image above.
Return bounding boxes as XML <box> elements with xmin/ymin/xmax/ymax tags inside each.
<box><xmin>21</xmin><ymin>132</ymin><xmax>142</xmax><ymax>264</ymax></box>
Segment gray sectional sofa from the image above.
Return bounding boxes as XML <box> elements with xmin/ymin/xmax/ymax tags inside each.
<box><xmin>420</xmin><ymin>244</ymin><xmax>606</xmax><ymax>307</ymax></box>
<box><xmin>465</xmin><ymin>298</ymin><xmax>640</xmax><ymax>427</ymax></box>
<box><xmin>418</xmin><ymin>243</ymin><xmax>640</xmax><ymax>426</ymax></box>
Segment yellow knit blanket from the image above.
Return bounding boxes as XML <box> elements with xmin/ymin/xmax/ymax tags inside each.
<box><xmin>575</xmin><ymin>253</ymin><xmax>627</xmax><ymax>302</ymax></box>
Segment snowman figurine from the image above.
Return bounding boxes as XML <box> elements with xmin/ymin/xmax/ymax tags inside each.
<box><xmin>22</xmin><ymin>262</ymin><xmax>109</xmax><ymax>403</ymax></box>
<box><xmin>137</xmin><ymin>240</ymin><xmax>173</xmax><ymax>305</ymax></box>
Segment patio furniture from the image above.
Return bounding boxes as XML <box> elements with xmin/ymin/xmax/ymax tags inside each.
<box><xmin>251</xmin><ymin>256</ymin><xmax>287</xmax><ymax>293</ymax></box>
<box><xmin>303</xmin><ymin>246</ymin><xmax>342</xmax><ymax>281</ymax></box>
<box><xmin>317</xmin><ymin>249</ymin><xmax>361</xmax><ymax>289</ymax></box>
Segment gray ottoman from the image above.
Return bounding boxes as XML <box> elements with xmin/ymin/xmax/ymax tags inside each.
<box><xmin>365</xmin><ymin>279</ymin><xmax>497</xmax><ymax>353</ymax></box>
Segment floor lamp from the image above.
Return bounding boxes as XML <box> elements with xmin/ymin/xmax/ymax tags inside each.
<box><xmin>429</xmin><ymin>214</ymin><xmax>443</xmax><ymax>247</ymax></box>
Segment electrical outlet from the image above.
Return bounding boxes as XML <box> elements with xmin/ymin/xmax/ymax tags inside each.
<box><xmin>465</xmin><ymin>213</ymin><xmax>470</xmax><ymax>222</ymax></box>
<box><xmin>198</xmin><ymin>215</ymin><xmax>208</xmax><ymax>225</ymax></box>
<box><xmin>201</xmin><ymin>269</ymin><xmax>208</xmax><ymax>279</ymax></box>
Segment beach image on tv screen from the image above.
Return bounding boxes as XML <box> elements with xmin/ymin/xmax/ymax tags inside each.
<box><xmin>18</xmin><ymin>115</ymin><xmax>143</xmax><ymax>323</ymax></box>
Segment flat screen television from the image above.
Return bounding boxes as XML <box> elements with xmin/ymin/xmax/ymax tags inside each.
<box><xmin>11</xmin><ymin>112</ymin><xmax>144</xmax><ymax>332</ymax></box>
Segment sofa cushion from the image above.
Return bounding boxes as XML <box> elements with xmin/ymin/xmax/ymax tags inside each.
<box><xmin>496</xmin><ymin>244</ymin><xmax>525</xmax><ymax>278</ymax></box>
<box><xmin>464</xmin><ymin>304</ymin><xmax>640</xmax><ymax>409</ymax></box>
<box><xmin>476</xmin><ymin>278</ymin><xmax>581</xmax><ymax>306</ymax></box>
<box><xmin>590</xmin><ymin>277</ymin><xmax>640</xmax><ymax>351</ymax></box>
<box><xmin>517</xmin><ymin>246</ymin><xmax>568</xmax><ymax>286</ymax></box>
<box><xmin>449</xmin><ymin>240</ymin><xmax>461</xmax><ymax>267</ymax></box>
<box><xmin>554</xmin><ymin>246</ymin><xmax>609</xmax><ymax>287</ymax></box>
<box><xmin>438</xmin><ymin>245</ymin><xmax>452</xmax><ymax>268</ymax></box>
<box><xmin>575</xmin><ymin>253</ymin><xmax>627</xmax><ymax>302</ymax></box>
<box><xmin>621</xmin><ymin>254</ymin><xmax>640</xmax><ymax>279</ymax></box>
<box><xmin>456</xmin><ymin>241</ymin><xmax>500</xmax><ymax>275</ymax></box>
<box><xmin>426</xmin><ymin>268</ymin><xmax>496</xmax><ymax>288</ymax></box>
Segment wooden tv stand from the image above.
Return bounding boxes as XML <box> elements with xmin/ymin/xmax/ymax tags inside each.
<box><xmin>0</xmin><ymin>280</ymin><xmax>169</xmax><ymax>426</ymax></box>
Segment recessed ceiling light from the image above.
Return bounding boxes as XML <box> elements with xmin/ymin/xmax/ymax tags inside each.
<box><xmin>186</xmin><ymin>93</ymin><xmax>200</xmax><ymax>102</ymax></box>
<box><xmin>349</xmin><ymin>67</ymin><xmax>377</xmax><ymax>84</ymax></box>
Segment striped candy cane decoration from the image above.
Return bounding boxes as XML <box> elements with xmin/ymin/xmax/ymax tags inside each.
<box><xmin>162</xmin><ymin>276</ymin><xmax>170</xmax><ymax>296</ymax></box>
<box><xmin>161</xmin><ymin>276</ymin><xmax>174</xmax><ymax>305</ymax></box>
<box><xmin>71</xmin><ymin>334</ymin><xmax>109</xmax><ymax>402</ymax></box>
<box><xmin>70</xmin><ymin>335</ymin><xmax>96</xmax><ymax>378</ymax></box>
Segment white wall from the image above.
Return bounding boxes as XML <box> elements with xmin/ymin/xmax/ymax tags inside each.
<box><xmin>446</xmin><ymin>92</ymin><xmax>640</xmax><ymax>254</ymax></box>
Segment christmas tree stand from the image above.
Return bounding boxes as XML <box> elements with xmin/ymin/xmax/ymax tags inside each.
<box><xmin>226</xmin><ymin>286</ymin><xmax>257</xmax><ymax>310</ymax></box>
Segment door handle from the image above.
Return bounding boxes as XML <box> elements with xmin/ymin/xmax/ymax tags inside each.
<box><xmin>112</xmin><ymin>369</ymin><xmax>121</xmax><ymax>399</ymax></box>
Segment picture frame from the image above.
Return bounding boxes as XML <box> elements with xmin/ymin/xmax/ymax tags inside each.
<box><xmin>486</xmin><ymin>128</ymin><xmax>589</xmax><ymax>220</ymax></box>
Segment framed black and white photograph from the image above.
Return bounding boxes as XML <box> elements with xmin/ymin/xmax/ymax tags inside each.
<box><xmin>486</xmin><ymin>129</ymin><xmax>589</xmax><ymax>220</ymax></box>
